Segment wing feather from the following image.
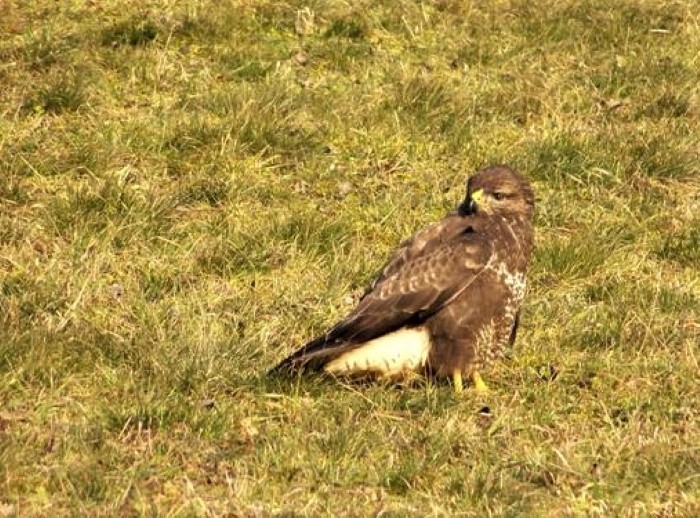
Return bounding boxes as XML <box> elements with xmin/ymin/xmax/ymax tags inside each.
<box><xmin>270</xmin><ymin>223</ymin><xmax>491</xmax><ymax>373</ymax></box>
<box><xmin>365</xmin><ymin>212</ymin><xmax>468</xmax><ymax>295</ymax></box>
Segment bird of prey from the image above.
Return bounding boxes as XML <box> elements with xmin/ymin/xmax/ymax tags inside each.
<box><xmin>270</xmin><ymin>165</ymin><xmax>535</xmax><ymax>392</ymax></box>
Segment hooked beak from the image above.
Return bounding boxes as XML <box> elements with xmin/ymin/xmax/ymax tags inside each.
<box><xmin>458</xmin><ymin>188</ymin><xmax>484</xmax><ymax>216</ymax></box>
<box><xmin>468</xmin><ymin>188</ymin><xmax>484</xmax><ymax>214</ymax></box>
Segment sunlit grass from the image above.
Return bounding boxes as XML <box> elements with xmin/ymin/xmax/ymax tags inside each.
<box><xmin>1</xmin><ymin>0</ymin><xmax>698</xmax><ymax>515</ymax></box>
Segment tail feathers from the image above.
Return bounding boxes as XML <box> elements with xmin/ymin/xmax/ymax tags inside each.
<box><xmin>268</xmin><ymin>335</ymin><xmax>355</xmax><ymax>375</ymax></box>
<box><xmin>270</xmin><ymin>326</ymin><xmax>432</xmax><ymax>378</ymax></box>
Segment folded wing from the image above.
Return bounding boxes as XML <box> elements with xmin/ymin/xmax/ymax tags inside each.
<box><xmin>270</xmin><ymin>225</ymin><xmax>492</xmax><ymax>373</ymax></box>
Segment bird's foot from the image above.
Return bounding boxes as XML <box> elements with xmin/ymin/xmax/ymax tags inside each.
<box><xmin>471</xmin><ymin>371</ymin><xmax>489</xmax><ymax>393</ymax></box>
<box><xmin>452</xmin><ymin>371</ymin><xmax>464</xmax><ymax>393</ymax></box>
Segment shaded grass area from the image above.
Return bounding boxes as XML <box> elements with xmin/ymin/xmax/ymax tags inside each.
<box><xmin>1</xmin><ymin>0</ymin><xmax>699</xmax><ymax>514</ymax></box>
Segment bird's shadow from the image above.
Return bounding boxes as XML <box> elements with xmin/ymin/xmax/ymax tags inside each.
<box><xmin>262</xmin><ymin>369</ymin><xmax>458</xmax><ymax>397</ymax></box>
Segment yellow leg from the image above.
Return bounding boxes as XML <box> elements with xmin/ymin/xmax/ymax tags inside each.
<box><xmin>472</xmin><ymin>371</ymin><xmax>489</xmax><ymax>393</ymax></box>
<box><xmin>452</xmin><ymin>370</ymin><xmax>464</xmax><ymax>393</ymax></box>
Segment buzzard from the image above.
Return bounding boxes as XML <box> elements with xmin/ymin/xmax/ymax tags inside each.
<box><xmin>270</xmin><ymin>165</ymin><xmax>535</xmax><ymax>392</ymax></box>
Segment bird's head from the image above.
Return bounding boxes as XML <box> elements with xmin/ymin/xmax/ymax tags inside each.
<box><xmin>460</xmin><ymin>165</ymin><xmax>535</xmax><ymax>221</ymax></box>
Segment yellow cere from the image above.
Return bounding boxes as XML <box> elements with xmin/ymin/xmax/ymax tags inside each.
<box><xmin>471</xmin><ymin>189</ymin><xmax>485</xmax><ymax>203</ymax></box>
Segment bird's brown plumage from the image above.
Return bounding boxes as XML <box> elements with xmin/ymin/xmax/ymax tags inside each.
<box><xmin>269</xmin><ymin>165</ymin><xmax>535</xmax><ymax>388</ymax></box>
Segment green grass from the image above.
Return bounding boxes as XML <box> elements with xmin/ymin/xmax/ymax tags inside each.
<box><xmin>1</xmin><ymin>0</ymin><xmax>699</xmax><ymax>514</ymax></box>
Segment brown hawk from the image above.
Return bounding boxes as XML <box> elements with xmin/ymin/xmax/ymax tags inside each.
<box><xmin>269</xmin><ymin>165</ymin><xmax>535</xmax><ymax>392</ymax></box>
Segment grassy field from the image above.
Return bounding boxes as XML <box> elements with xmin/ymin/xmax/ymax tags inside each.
<box><xmin>1</xmin><ymin>0</ymin><xmax>699</xmax><ymax>515</ymax></box>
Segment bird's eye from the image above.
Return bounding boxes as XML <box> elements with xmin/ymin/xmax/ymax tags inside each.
<box><xmin>493</xmin><ymin>192</ymin><xmax>505</xmax><ymax>201</ymax></box>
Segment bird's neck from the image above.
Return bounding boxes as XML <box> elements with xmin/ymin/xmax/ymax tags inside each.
<box><xmin>495</xmin><ymin>215</ymin><xmax>534</xmax><ymax>267</ymax></box>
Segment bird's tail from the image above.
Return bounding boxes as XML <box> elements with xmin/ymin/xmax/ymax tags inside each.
<box><xmin>268</xmin><ymin>332</ymin><xmax>354</xmax><ymax>375</ymax></box>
